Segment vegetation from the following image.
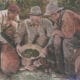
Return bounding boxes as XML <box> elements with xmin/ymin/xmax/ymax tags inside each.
<box><xmin>0</xmin><ymin>0</ymin><xmax>80</xmax><ymax>19</ymax></box>
<box><xmin>58</xmin><ymin>0</ymin><xmax>80</xmax><ymax>13</ymax></box>
<box><xmin>22</xmin><ymin>49</ymin><xmax>39</xmax><ymax>58</ymax></box>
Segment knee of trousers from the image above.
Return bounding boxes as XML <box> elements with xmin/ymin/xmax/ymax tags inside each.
<box><xmin>53</xmin><ymin>35</ymin><xmax>62</xmax><ymax>48</ymax></box>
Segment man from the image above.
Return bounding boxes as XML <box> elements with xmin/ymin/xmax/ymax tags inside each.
<box><xmin>0</xmin><ymin>4</ymin><xmax>20</xmax><ymax>45</ymax></box>
<box><xmin>16</xmin><ymin>6</ymin><xmax>54</xmax><ymax>71</ymax></box>
<box><xmin>44</xmin><ymin>3</ymin><xmax>80</xmax><ymax>76</ymax></box>
<box><xmin>0</xmin><ymin>4</ymin><xmax>20</xmax><ymax>75</ymax></box>
<box><xmin>44</xmin><ymin>3</ymin><xmax>65</xmax><ymax>74</ymax></box>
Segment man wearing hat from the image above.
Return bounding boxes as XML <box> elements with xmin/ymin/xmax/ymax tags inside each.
<box><xmin>0</xmin><ymin>4</ymin><xmax>20</xmax><ymax>74</ymax></box>
<box><xmin>16</xmin><ymin>6</ymin><xmax>54</xmax><ymax>71</ymax></box>
<box><xmin>0</xmin><ymin>4</ymin><xmax>20</xmax><ymax>45</ymax></box>
<box><xmin>44</xmin><ymin>3</ymin><xmax>80</xmax><ymax>76</ymax></box>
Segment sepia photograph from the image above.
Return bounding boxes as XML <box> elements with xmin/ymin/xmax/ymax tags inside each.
<box><xmin>0</xmin><ymin>0</ymin><xmax>80</xmax><ymax>80</ymax></box>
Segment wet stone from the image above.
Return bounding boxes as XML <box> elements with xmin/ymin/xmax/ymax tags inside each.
<box><xmin>0</xmin><ymin>71</ymin><xmax>70</xmax><ymax>80</ymax></box>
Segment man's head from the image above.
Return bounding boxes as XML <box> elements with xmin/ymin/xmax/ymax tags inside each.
<box><xmin>29</xmin><ymin>6</ymin><xmax>42</xmax><ymax>25</ymax></box>
<box><xmin>8</xmin><ymin>4</ymin><xmax>20</xmax><ymax>20</ymax></box>
<box><xmin>44</xmin><ymin>3</ymin><xmax>63</xmax><ymax>22</ymax></box>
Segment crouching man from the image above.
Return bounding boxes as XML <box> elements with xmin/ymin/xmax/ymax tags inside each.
<box><xmin>44</xmin><ymin>2</ymin><xmax>80</xmax><ymax>77</ymax></box>
<box><xmin>16</xmin><ymin>6</ymin><xmax>54</xmax><ymax>71</ymax></box>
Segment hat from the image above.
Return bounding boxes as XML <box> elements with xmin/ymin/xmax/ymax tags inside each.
<box><xmin>29</xmin><ymin>6</ymin><xmax>42</xmax><ymax>16</ymax></box>
<box><xmin>8</xmin><ymin>4</ymin><xmax>20</xmax><ymax>13</ymax></box>
<box><xmin>44</xmin><ymin>3</ymin><xmax>63</xmax><ymax>16</ymax></box>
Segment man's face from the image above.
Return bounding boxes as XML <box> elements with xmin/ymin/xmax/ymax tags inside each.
<box><xmin>49</xmin><ymin>12</ymin><xmax>59</xmax><ymax>22</ymax></box>
<box><xmin>30</xmin><ymin>15</ymin><xmax>41</xmax><ymax>25</ymax></box>
<box><xmin>8</xmin><ymin>11</ymin><xmax>18</xmax><ymax>20</ymax></box>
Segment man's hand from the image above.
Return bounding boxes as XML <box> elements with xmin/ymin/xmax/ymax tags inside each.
<box><xmin>11</xmin><ymin>20</ymin><xmax>18</xmax><ymax>28</ymax></box>
<box><xmin>16</xmin><ymin>44</ymin><xmax>23</xmax><ymax>54</ymax></box>
<box><xmin>40</xmin><ymin>47</ymin><xmax>48</xmax><ymax>58</ymax></box>
<box><xmin>52</xmin><ymin>30</ymin><xmax>64</xmax><ymax>37</ymax></box>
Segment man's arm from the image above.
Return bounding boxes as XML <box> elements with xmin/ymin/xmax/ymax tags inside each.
<box><xmin>15</xmin><ymin>21</ymin><xmax>26</xmax><ymax>45</ymax></box>
<box><xmin>45</xmin><ymin>19</ymin><xmax>54</xmax><ymax>37</ymax></box>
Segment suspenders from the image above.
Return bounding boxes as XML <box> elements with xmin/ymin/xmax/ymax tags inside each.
<box><xmin>56</xmin><ymin>10</ymin><xmax>65</xmax><ymax>30</ymax></box>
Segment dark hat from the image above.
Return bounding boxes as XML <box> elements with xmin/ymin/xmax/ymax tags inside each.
<box><xmin>8</xmin><ymin>4</ymin><xmax>20</xmax><ymax>13</ymax></box>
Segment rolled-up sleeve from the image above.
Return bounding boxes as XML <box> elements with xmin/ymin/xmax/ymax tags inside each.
<box><xmin>15</xmin><ymin>21</ymin><xmax>26</xmax><ymax>44</ymax></box>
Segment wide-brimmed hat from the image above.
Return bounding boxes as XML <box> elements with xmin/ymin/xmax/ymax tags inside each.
<box><xmin>29</xmin><ymin>6</ymin><xmax>42</xmax><ymax>16</ymax></box>
<box><xmin>44</xmin><ymin>3</ymin><xmax>64</xmax><ymax>16</ymax></box>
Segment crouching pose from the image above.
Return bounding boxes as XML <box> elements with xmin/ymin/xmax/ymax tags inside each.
<box><xmin>16</xmin><ymin>6</ymin><xmax>54</xmax><ymax>71</ymax></box>
<box><xmin>0</xmin><ymin>4</ymin><xmax>20</xmax><ymax>75</ymax></box>
<box><xmin>44</xmin><ymin>3</ymin><xmax>80</xmax><ymax>76</ymax></box>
